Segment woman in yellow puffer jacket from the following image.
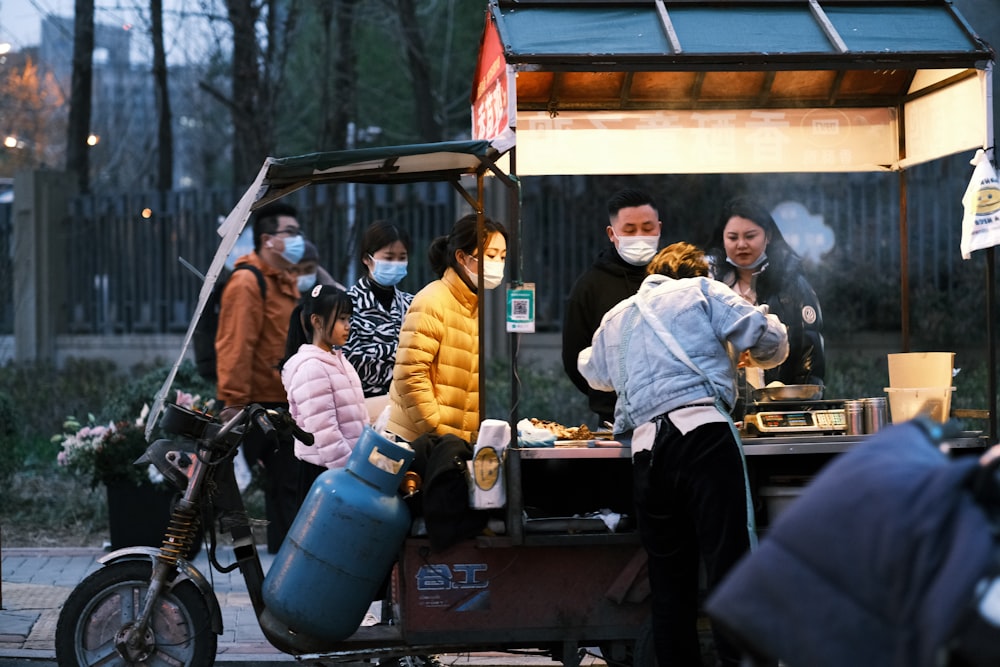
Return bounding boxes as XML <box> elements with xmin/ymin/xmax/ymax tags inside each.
<box><xmin>386</xmin><ymin>214</ymin><xmax>508</xmax><ymax>443</ymax></box>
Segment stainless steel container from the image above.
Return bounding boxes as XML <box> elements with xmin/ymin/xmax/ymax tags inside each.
<box><xmin>845</xmin><ymin>400</ymin><xmax>865</xmax><ymax>435</ymax></box>
<box><xmin>864</xmin><ymin>397</ymin><xmax>888</xmax><ymax>433</ymax></box>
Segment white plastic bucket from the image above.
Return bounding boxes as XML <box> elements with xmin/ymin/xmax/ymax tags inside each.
<box><xmin>887</xmin><ymin>352</ymin><xmax>954</xmax><ymax>388</ymax></box>
<box><xmin>884</xmin><ymin>386</ymin><xmax>955</xmax><ymax>423</ymax></box>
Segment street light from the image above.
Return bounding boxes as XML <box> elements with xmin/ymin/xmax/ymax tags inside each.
<box><xmin>3</xmin><ymin>136</ymin><xmax>17</xmax><ymax>149</ymax></box>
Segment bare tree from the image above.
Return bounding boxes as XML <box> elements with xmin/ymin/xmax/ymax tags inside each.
<box><xmin>184</xmin><ymin>0</ymin><xmax>483</xmax><ymax>179</ymax></box>
<box><xmin>311</xmin><ymin>1</ymin><xmax>335</xmax><ymax>148</ymax></box>
<box><xmin>394</xmin><ymin>0</ymin><xmax>441</xmax><ymax>142</ymax></box>
<box><xmin>270</xmin><ymin>0</ymin><xmax>357</xmax><ymax>153</ymax></box>
<box><xmin>198</xmin><ymin>0</ymin><xmax>301</xmax><ymax>184</ymax></box>
<box><xmin>326</xmin><ymin>0</ymin><xmax>359</xmax><ymax>150</ymax></box>
<box><xmin>223</xmin><ymin>0</ymin><xmax>262</xmax><ymax>183</ymax></box>
<box><xmin>66</xmin><ymin>0</ymin><xmax>95</xmax><ymax>192</ymax></box>
<box><xmin>350</xmin><ymin>0</ymin><xmax>479</xmax><ymax>145</ymax></box>
<box><xmin>151</xmin><ymin>0</ymin><xmax>173</xmax><ymax>190</ymax></box>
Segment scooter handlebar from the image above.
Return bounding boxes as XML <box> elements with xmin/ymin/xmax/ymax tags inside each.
<box><xmin>208</xmin><ymin>404</ymin><xmax>313</xmax><ymax>449</ymax></box>
<box><xmin>249</xmin><ymin>404</ymin><xmax>276</xmax><ymax>440</ymax></box>
<box><xmin>264</xmin><ymin>408</ymin><xmax>315</xmax><ymax>446</ymax></box>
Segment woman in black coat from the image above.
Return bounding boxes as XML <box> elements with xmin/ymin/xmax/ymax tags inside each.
<box><xmin>705</xmin><ymin>196</ymin><xmax>825</xmax><ymax>387</ymax></box>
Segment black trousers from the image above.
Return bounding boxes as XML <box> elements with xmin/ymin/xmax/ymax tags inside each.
<box><xmin>633</xmin><ymin>418</ymin><xmax>754</xmax><ymax>667</ymax></box>
<box><xmin>297</xmin><ymin>459</ymin><xmax>326</xmax><ymax>504</ymax></box>
<box><xmin>242</xmin><ymin>404</ymin><xmax>304</xmax><ymax>554</ymax></box>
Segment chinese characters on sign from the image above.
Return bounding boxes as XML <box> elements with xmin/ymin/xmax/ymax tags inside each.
<box><xmin>517</xmin><ymin>107</ymin><xmax>897</xmax><ymax>174</ymax></box>
<box><xmin>472</xmin><ymin>18</ymin><xmax>512</xmax><ymax>143</ymax></box>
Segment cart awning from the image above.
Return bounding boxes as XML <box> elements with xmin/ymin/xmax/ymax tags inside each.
<box><xmin>262</xmin><ymin>139</ymin><xmax>509</xmax><ymax>190</ymax></box>
<box><xmin>473</xmin><ymin>0</ymin><xmax>995</xmax><ymax>174</ymax></box>
<box><xmin>148</xmin><ymin>139</ymin><xmax>512</xmax><ymax>438</ymax></box>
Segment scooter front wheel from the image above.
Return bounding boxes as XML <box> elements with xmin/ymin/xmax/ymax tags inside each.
<box><xmin>55</xmin><ymin>559</ymin><xmax>217</xmax><ymax>666</ymax></box>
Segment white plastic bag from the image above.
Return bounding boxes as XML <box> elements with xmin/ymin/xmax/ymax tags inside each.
<box><xmin>960</xmin><ymin>149</ymin><xmax>1000</xmax><ymax>259</ymax></box>
<box><xmin>468</xmin><ymin>419</ymin><xmax>510</xmax><ymax>509</ymax></box>
<box><xmin>233</xmin><ymin>444</ymin><xmax>252</xmax><ymax>492</ymax></box>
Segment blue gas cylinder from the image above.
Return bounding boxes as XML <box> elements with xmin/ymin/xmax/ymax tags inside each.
<box><xmin>261</xmin><ymin>426</ymin><xmax>414</xmax><ymax>642</ymax></box>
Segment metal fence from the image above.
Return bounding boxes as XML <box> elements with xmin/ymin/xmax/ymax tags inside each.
<box><xmin>0</xmin><ymin>153</ymin><xmax>985</xmax><ymax>345</ymax></box>
<box><xmin>57</xmin><ymin>182</ymin><xmax>460</xmax><ymax>336</ymax></box>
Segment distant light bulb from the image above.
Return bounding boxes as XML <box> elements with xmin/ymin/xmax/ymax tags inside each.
<box><xmin>141</xmin><ymin>208</ymin><xmax>153</xmax><ymax>219</ymax></box>
<box><xmin>87</xmin><ymin>134</ymin><xmax>99</xmax><ymax>146</ymax></box>
<box><xmin>3</xmin><ymin>136</ymin><xmax>16</xmax><ymax>148</ymax></box>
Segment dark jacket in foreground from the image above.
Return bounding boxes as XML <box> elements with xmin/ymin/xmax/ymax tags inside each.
<box><xmin>706</xmin><ymin>421</ymin><xmax>996</xmax><ymax>667</ymax></box>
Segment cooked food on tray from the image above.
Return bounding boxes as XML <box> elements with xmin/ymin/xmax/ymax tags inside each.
<box><xmin>516</xmin><ymin>418</ymin><xmax>597</xmax><ymax>446</ymax></box>
<box><xmin>529</xmin><ymin>418</ymin><xmax>593</xmax><ymax>441</ymax></box>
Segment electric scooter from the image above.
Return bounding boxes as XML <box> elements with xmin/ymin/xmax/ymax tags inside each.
<box><xmin>55</xmin><ymin>402</ymin><xmax>307</xmax><ymax>666</ymax></box>
<box><xmin>54</xmin><ymin>400</ymin><xmax>652</xmax><ymax>667</ymax></box>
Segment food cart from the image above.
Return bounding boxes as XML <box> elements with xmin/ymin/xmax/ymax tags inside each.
<box><xmin>472</xmin><ymin>0</ymin><xmax>997</xmax><ymax>522</ymax></box>
<box><xmin>144</xmin><ymin>1</ymin><xmax>995</xmax><ymax>664</ymax></box>
<box><xmin>145</xmin><ymin>140</ymin><xmax>651</xmax><ymax>665</ymax></box>
<box><xmin>474</xmin><ymin>0</ymin><xmax>996</xmax><ymax>432</ymax></box>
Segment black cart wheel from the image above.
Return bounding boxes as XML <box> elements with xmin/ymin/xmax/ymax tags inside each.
<box><xmin>55</xmin><ymin>560</ymin><xmax>217</xmax><ymax>667</ymax></box>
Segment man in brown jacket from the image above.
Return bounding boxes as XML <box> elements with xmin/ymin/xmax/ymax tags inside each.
<box><xmin>216</xmin><ymin>201</ymin><xmax>304</xmax><ymax>553</ymax></box>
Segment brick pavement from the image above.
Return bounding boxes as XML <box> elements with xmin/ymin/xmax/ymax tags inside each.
<box><xmin>1</xmin><ymin>547</ymin><xmax>605</xmax><ymax>666</ymax></box>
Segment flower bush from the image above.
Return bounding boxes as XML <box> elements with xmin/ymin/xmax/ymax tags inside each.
<box><xmin>54</xmin><ymin>409</ymin><xmax>156</xmax><ymax>489</ymax></box>
<box><xmin>54</xmin><ymin>391</ymin><xmax>209</xmax><ymax>489</ymax></box>
<box><xmin>54</xmin><ymin>415</ymin><xmax>111</xmax><ymax>480</ymax></box>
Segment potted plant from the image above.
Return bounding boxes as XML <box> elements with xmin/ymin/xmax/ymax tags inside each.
<box><xmin>55</xmin><ymin>407</ymin><xmax>174</xmax><ymax>549</ymax></box>
<box><xmin>55</xmin><ymin>408</ymin><xmax>161</xmax><ymax>488</ymax></box>
<box><xmin>55</xmin><ymin>380</ymin><xmax>214</xmax><ymax>550</ymax></box>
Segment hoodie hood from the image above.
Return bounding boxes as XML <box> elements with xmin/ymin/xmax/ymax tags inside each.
<box><xmin>593</xmin><ymin>244</ymin><xmax>650</xmax><ymax>282</ymax></box>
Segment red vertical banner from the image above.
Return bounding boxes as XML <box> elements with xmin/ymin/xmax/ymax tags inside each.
<box><xmin>471</xmin><ymin>17</ymin><xmax>513</xmax><ymax>144</ymax></box>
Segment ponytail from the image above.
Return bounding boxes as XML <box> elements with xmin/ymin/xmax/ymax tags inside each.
<box><xmin>281</xmin><ymin>304</ymin><xmax>310</xmax><ymax>369</ymax></box>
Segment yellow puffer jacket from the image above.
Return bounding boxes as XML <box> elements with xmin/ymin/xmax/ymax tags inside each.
<box><xmin>387</xmin><ymin>267</ymin><xmax>479</xmax><ymax>443</ymax></box>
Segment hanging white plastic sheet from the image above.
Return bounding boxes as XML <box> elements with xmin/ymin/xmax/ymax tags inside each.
<box><xmin>960</xmin><ymin>149</ymin><xmax>1000</xmax><ymax>260</ymax></box>
<box><xmin>468</xmin><ymin>419</ymin><xmax>509</xmax><ymax>509</ymax></box>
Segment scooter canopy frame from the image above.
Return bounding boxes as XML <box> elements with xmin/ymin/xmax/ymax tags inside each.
<box><xmin>147</xmin><ymin>139</ymin><xmax>519</xmax><ymax>438</ymax></box>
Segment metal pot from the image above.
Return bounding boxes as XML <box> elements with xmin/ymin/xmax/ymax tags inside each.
<box><xmin>752</xmin><ymin>384</ymin><xmax>824</xmax><ymax>402</ymax></box>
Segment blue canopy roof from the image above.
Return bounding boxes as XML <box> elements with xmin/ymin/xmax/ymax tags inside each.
<box><xmin>499</xmin><ymin>2</ymin><xmax>987</xmax><ymax>59</ymax></box>
<box><xmin>489</xmin><ymin>0</ymin><xmax>994</xmax><ymax>110</ymax></box>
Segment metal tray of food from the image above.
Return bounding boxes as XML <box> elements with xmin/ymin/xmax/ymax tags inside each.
<box><xmin>752</xmin><ymin>384</ymin><xmax>824</xmax><ymax>402</ymax></box>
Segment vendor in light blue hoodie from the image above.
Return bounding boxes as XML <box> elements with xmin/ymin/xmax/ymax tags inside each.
<box><xmin>578</xmin><ymin>241</ymin><xmax>787</xmax><ymax>667</ymax></box>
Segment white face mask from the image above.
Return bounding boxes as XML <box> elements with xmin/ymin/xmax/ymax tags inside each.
<box><xmin>467</xmin><ymin>259</ymin><xmax>506</xmax><ymax>290</ymax></box>
<box><xmin>613</xmin><ymin>232</ymin><xmax>659</xmax><ymax>266</ymax></box>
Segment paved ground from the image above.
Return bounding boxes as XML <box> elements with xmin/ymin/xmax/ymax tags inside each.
<box><xmin>0</xmin><ymin>546</ymin><xmax>607</xmax><ymax>666</ymax></box>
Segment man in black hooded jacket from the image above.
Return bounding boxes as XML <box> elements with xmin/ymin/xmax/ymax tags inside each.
<box><xmin>561</xmin><ymin>188</ymin><xmax>662</xmax><ymax>425</ymax></box>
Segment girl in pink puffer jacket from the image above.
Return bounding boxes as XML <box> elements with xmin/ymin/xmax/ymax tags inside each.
<box><xmin>281</xmin><ymin>285</ymin><xmax>368</xmax><ymax>481</ymax></box>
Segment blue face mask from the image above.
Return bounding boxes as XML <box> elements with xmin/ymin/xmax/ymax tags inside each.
<box><xmin>280</xmin><ymin>235</ymin><xmax>306</xmax><ymax>264</ymax></box>
<box><xmin>297</xmin><ymin>272</ymin><xmax>317</xmax><ymax>292</ymax></box>
<box><xmin>370</xmin><ymin>257</ymin><xmax>408</xmax><ymax>287</ymax></box>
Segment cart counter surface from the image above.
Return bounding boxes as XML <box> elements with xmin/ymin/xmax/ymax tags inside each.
<box><xmin>741</xmin><ymin>431</ymin><xmax>987</xmax><ymax>455</ymax></box>
<box><xmin>513</xmin><ymin>431</ymin><xmax>987</xmax><ymax>458</ymax></box>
